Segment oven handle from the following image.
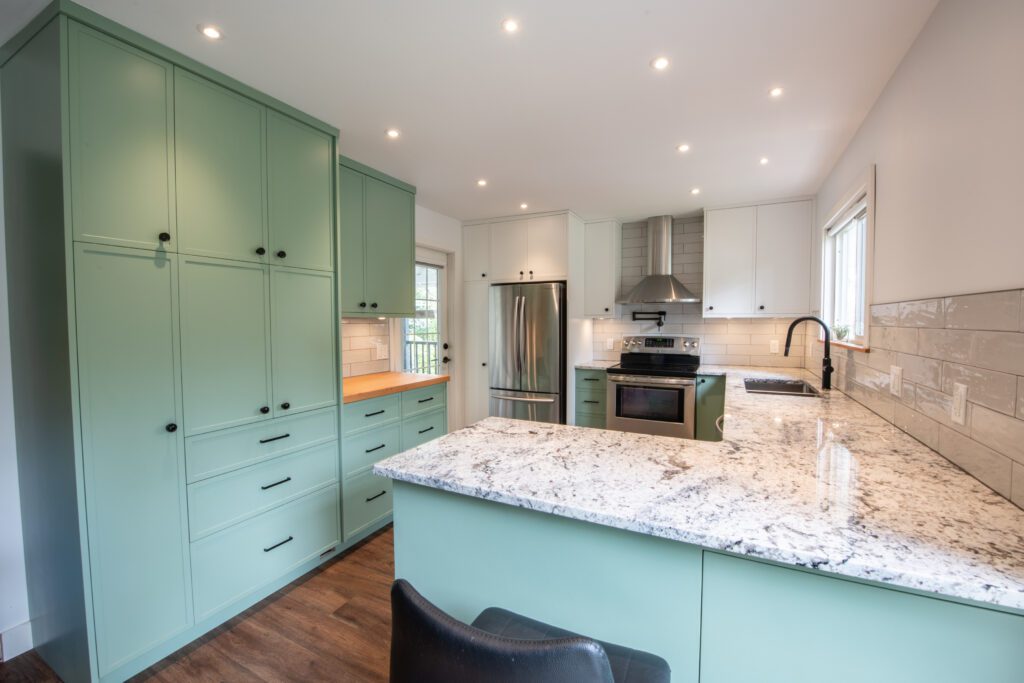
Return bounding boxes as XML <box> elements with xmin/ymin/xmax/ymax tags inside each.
<box><xmin>607</xmin><ymin>375</ymin><xmax>696</xmax><ymax>387</ymax></box>
<box><xmin>491</xmin><ymin>394</ymin><xmax>556</xmax><ymax>404</ymax></box>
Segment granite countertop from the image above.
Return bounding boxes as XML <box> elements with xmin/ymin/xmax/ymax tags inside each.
<box><xmin>342</xmin><ymin>371</ymin><xmax>448</xmax><ymax>404</ymax></box>
<box><xmin>575</xmin><ymin>360</ymin><xmax>618</xmax><ymax>370</ymax></box>
<box><xmin>375</xmin><ymin>366</ymin><xmax>1024</xmax><ymax>611</ymax></box>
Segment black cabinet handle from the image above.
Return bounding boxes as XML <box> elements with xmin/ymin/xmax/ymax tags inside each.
<box><xmin>442</xmin><ymin>356</ymin><xmax>450</xmax><ymax>363</ymax></box>
<box><xmin>418</xmin><ymin>426</ymin><xmax>434</xmax><ymax>434</ymax></box>
<box><xmin>365</xmin><ymin>443</ymin><xmax>386</xmax><ymax>453</ymax></box>
<box><xmin>158</xmin><ymin>232</ymin><xmax>171</xmax><ymax>243</ymax></box>
<box><xmin>759</xmin><ymin>305</ymin><xmax>765</xmax><ymax>310</ymax></box>
<box><xmin>699</xmin><ymin>379</ymin><xmax>706</xmax><ymax>384</ymax></box>
<box><xmin>482</xmin><ymin>362</ymin><xmax>487</xmax><ymax>367</ymax></box>
<box><xmin>263</xmin><ymin>536</ymin><xmax>294</xmax><ymax>552</ymax></box>
<box><xmin>365</xmin><ymin>409</ymin><xmax>385</xmax><ymax>417</ymax></box>
<box><xmin>165</xmin><ymin>423</ymin><xmax>177</xmax><ymax>432</ymax></box>
<box><xmin>259</xmin><ymin>433</ymin><xmax>290</xmax><ymax>444</ymax></box>
<box><xmin>519</xmin><ymin>271</ymin><xmax>524</xmax><ymax>277</ymax></box>
<box><xmin>481</xmin><ymin>273</ymin><xmax>486</xmax><ymax>277</ymax></box>
<box><xmin>417</xmin><ymin>396</ymin><xmax>435</xmax><ymax>404</ymax></box>
<box><xmin>371</xmin><ymin>303</ymin><xmax>378</xmax><ymax>309</ymax></box>
<box><xmin>276</xmin><ymin>250</ymin><xmax>287</xmax><ymax>259</ymax></box>
<box><xmin>259</xmin><ymin>406</ymin><xmax>270</xmax><ymax>414</ymax></box>
<box><xmin>604</xmin><ymin>307</ymin><xmax>610</xmax><ymax>312</ymax></box>
<box><xmin>359</xmin><ymin>302</ymin><xmax>367</xmax><ymax>308</ymax></box>
<box><xmin>255</xmin><ymin>247</ymin><xmax>266</xmax><ymax>255</ymax></box>
<box><xmin>261</xmin><ymin>476</ymin><xmax>292</xmax><ymax>491</ymax></box>
<box><xmin>707</xmin><ymin>305</ymin><xmax>714</xmax><ymax>311</ymax></box>
<box><xmin>366</xmin><ymin>490</ymin><xmax>387</xmax><ymax>502</ymax></box>
<box><xmin>443</xmin><ymin>343</ymin><xmax>450</xmax><ymax>350</ymax></box>
<box><xmin>583</xmin><ymin>400</ymin><xmax>599</xmax><ymax>404</ymax></box>
<box><xmin>280</xmin><ymin>402</ymin><xmax>290</xmax><ymax>410</ymax></box>
<box><xmin>583</xmin><ymin>378</ymin><xmax>599</xmax><ymax>382</ymax></box>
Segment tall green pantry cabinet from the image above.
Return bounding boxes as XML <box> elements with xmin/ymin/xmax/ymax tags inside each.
<box><xmin>1</xmin><ymin>4</ymin><xmax>341</xmax><ymax>681</ymax></box>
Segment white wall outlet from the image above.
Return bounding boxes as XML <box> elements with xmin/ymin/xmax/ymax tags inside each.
<box><xmin>769</xmin><ymin>340</ymin><xmax>780</xmax><ymax>354</ymax></box>
<box><xmin>889</xmin><ymin>366</ymin><xmax>903</xmax><ymax>397</ymax></box>
<box><xmin>951</xmin><ymin>382</ymin><xmax>968</xmax><ymax>425</ymax></box>
<box><xmin>605</xmin><ymin>337</ymin><xmax>615</xmax><ymax>351</ymax></box>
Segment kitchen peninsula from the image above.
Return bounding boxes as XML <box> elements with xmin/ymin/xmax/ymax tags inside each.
<box><xmin>375</xmin><ymin>367</ymin><xmax>1024</xmax><ymax>682</ymax></box>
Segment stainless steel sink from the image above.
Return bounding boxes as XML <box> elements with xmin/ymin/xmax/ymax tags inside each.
<box><xmin>744</xmin><ymin>378</ymin><xmax>821</xmax><ymax>397</ymax></box>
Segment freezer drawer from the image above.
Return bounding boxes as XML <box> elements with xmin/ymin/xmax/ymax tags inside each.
<box><xmin>489</xmin><ymin>389</ymin><xmax>562</xmax><ymax>424</ymax></box>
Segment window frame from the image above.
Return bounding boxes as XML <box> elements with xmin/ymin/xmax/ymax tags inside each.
<box><xmin>390</xmin><ymin>246</ymin><xmax>449</xmax><ymax>374</ymax></box>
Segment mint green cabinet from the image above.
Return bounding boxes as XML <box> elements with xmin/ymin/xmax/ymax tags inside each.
<box><xmin>574</xmin><ymin>369</ymin><xmax>607</xmax><ymax>428</ymax></box>
<box><xmin>68</xmin><ymin>21</ymin><xmax>175</xmax><ymax>251</ymax></box>
<box><xmin>174</xmin><ymin>69</ymin><xmax>266</xmax><ymax>262</ymax></box>
<box><xmin>695</xmin><ymin>375</ymin><xmax>725</xmax><ymax>442</ymax></box>
<box><xmin>72</xmin><ymin>245</ymin><xmax>192</xmax><ymax>676</ymax></box>
<box><xmin>338</xmin><ymin>164</ymin><xmax>366</xmax><ymax>313</ymax></box>
<box><xmin>179</xmin><ymin>256</ymin><xmax>271</xmax><ymax>435</ymax></box>
<box><xmin>267</xmin><ymin>112</ymin><xmax>333</xmax><ymax>272</ymax></box>
<box><xmin>270</xmin><ymin>267</ymin><xmax>337</xmax><ymax>416</ymax></box>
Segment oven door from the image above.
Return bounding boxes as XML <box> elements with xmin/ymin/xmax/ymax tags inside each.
<box><xmin>606</xmin><ymin>375</ymin><xmax>696</xmax><ymax>439</ymax></box>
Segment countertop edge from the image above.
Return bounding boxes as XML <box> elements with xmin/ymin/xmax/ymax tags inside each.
<box><xmin>342</xmin><ymin>372</ymin><xmax>449</xmax><ymax>404</ymax></box>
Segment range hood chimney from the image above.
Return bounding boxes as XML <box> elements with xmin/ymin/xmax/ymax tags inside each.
<box><xmin>622</xmin><ymin>216</ymin><xmax>701</xmax><ymax>304</ymax></box>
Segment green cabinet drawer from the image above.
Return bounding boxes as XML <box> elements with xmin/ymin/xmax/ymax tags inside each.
<box><xmin>575</xmin><ymin>387</ymin><xmax>607</xmax><ymax>414</ymax></box>
<box><xmin>695</xmin><ymin>375</ymin><xmax>726</xmax><ymax>442</ymax></box>
<box><xmin>342</xmin><ymin>423</ymin><xmax>402</xmax><ymax>479</ymax></box>
<box><xmin>402</xmin><ymin>408</ymin><xmax>447</xmax><ymax>450</ymax></box>
<box><xmin>342</xmin><ymin>394</ymin><xmax>402</xmax><ymax>435</ymax></box>
<box><xmin>191</xmin><ymin>484</ymin><xmax>340</xmax><ymax>621</ymax></box>
<box><xmin>343</xmin><ymin>470</ymin><xmax>393</xmax><ymax>540</ymax></box>
<box><xmin>576</xmin><ymin>413</ymin><xmax>606</xmax><ymax>429</ymax></box>
<box><xmin>401</xmin><ymin>383</ymin><xmax>447</xmax><ymax>418</ymax></box>
<box><xmin>187</xmin><ymin>442</ymin><xmax>338</xmax><ymax>540</ymax></box>
<box><xmin>575</xmin><ymin>369</ymin><xmax>607</xmax><ymax>390</ymax></box>
<box><xmin>185</xmin><ymin>407</ymin><xmax>337</xmax><ymax>483</ymax></box>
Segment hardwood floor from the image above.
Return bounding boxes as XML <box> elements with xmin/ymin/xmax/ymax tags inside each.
<box><xmin>0</xmin><ymin>527</ymin><xmax>395</xmax><ymax>682</ymax></box>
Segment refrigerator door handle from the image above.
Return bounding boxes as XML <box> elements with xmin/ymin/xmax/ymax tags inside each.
<box><xmin>517</xmin><ymin>294</ymin><xmax>526</xmax><ymax>376</ymax></box>
<box><xmin>491</xmin><ymin>394</ymin><xmax>556</xmax><ymax>404</ymax></box>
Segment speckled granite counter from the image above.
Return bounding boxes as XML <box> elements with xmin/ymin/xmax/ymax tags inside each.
<box><xmin>574</xmin><ymin>360</ymin><xmax>618</xmax><ymax>370</ymax></box>
<box><xmin>375</xmin><ymin>366</ymin><xmax>1024</xmax><ymax>611</ymax></box>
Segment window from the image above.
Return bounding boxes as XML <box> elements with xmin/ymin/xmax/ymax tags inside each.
<box><xmin>401</xmin><ymin>261</ymin><xmax>445</xmax><ymax>374</ymax></box>
<box><xmin>827</xmin><ymin>204</ymin><xmax>867</xmax><ymax>342</ymax></box>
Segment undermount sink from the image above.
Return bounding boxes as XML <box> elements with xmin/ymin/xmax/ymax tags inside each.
<box><xmin>744</xmin><ymin>378</ymin><xmax>822</xmax><ymax>397</ymax></box>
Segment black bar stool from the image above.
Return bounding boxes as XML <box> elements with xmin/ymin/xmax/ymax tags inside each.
<box><xmin>390</xmin><ymin>579</ymin><xmax>671</xmax><ymax>683</ymax></box>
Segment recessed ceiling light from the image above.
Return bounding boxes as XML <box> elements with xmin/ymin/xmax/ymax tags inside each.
<box><xmin>386</xmin><ymin>128</ymin><xmax>401</xmax><ymax>139</ymax></box>
<box><xmin>759</xmin><ymin>157</ymin><xmax>769</xmax><ymax>165</ymax></box>
<box><xmin>502</xmin><ymin>18</ymin><xmax>520</xmax><ymax>33</ymax></box>
<box><xmin>690</xmin><ymin>187</ymin><xmax>701</xmax><ymax>195</ymax></box>
<box><xmin>520</xmin><ymin>203</ymin><xmax>529</xmax><ymax>210</ymax></box>
<box><xmin>477</xmin><ymin>179</ymin><xmax>488</xmax><ymax>187</ymax></box>
<box><xmin>677</xmin><ymin>143</ymin><xmax>690</xmax><ymax>153</ymax></box>
<box><xmin>769</xmin><ymin>86</ymin><xmax>784</xmax><ymax>98</ymax></box>
<box><xmin>651</xmin><ymin>56</ymin><xmax>670</xmax><ymax>71</ymax></box>
<box><xmin>199</xmin><ymin>24</ymin><xmax>222</xmax><ymax>40</ymax></box>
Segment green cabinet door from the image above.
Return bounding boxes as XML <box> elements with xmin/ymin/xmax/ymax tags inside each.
<box><xmin>73</xmin><ymin>244</ymin><xmax>191</xmax><ymax>676</ymax></box>
<box><xmin>270</xmin><ymin>267</ymin><xmax>337</xmax><ymax>417</ymax></box>
<box><xmin>179</xmin><ymin>256</ymin><xmax>271</xmax><ymax>435</ymax></box>
<box><xmin>364</xmin><ymin>176</ymin><xmax>414</xmax><ymax>315</ymax></box>
<box><xmin>267</xmin><ymin>111</ymin><xmax>333</xmax><ymax>272</ymax></box>
<box><xmin>67</xmin><ymin>21</ymin><xmax>175</xmax><ymax>251</ymax></box>
<box><xmin>695</xmin><ymin>375</ymin><xmax>725</xmax><ymax>442</ymax></box>
<box><xmin>338</xmin><ymin>164</ymin><xmax>366</xmax><ymax>312</ymax></box>
<box><xmin>174</xmin><ymin>69</ymin><xmax>267</xmax><ymax>262</ymax></box>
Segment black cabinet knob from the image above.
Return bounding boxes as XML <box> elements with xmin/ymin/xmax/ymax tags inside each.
<box><xmin>276</xmin><ymin>250</ymin><xmax>286</xmax><ymax>258</ymax></box>
<box><xmin>519</xmin><ymin>271</ymin><xmax>524</xmax><ymax>275</ymax></box>
<box><xmin>371</xmin><ymin>303</ymin><xmax>378</xmax><ymax>309</ymax></box>
<box><xmin>604</xmin><ymin>307</ymin><xmax>610</xmax><ymax>312</ymax></box>
<box><xmin>256</xmin><ymin>247</ymin><xmax>266</xmax><ymax>255</ymax></box>
<box><xmin>260</xmin><ymin>406</ymin><xmax>270</xmax><ymax>414</ymax></box>
<box><xmin>482</xmin><ymin>362</ymin><xmax>487</xmax><ymax>367</ymax></box>
<box><xmin>481</xmin><ymin>273</ymin><xmax>486</xmax><ymax>278</ymax></box>
<box><xmin>759</xmin><ymin>305</ymin><xmax>765</xmax><ymax>310</ymax></box>
<box><xmin>359</xmin><ymin>302</ymin><xmax>367</xmax><ymax>308</ymax></box>
<box><xmin>708</xmin><ymin>305</ymin><xmax>714</xmax><ymax>311</ymax></box>
<box><xmin>165</xmin><ymin>423</ymin><xmax>177</xmax><ymax>433</ymax></box>
<box><xmin>280</xmin><ymin>402</ymin><xmax>290</xmax><ymax>410</ymax></box>
<box><xmin>443</xmin><ymin>343</ymin><xmax>450</xmax><ymax>350</ymax></box>
<box><xmin>158</xmin><ymin>232</ymin><xmax>171</xmax><ymax>242</ymax></box>
<box><xmin>442</xmin><ymin>356</ymin><xmax>451</xmax><ymax>363</ymax></box>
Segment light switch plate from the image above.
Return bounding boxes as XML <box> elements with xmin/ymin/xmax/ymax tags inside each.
<box><xmin>605</xmin><ymin>337</ymin><xmax>615</xmax><ymax>350</ymax></box>
<box><xmin>769</xmin><ymin>340</ymin><xmax>780</xmax><ymax>354</ymax></box>
<box><xmin>952</xmin><ymin>383</ymin><xmax>968</xmax><ymax>425</ymax></box>
<box><xmin>889</xmin><ymin>366</ymin><xmax>903</xmax><ymax>397</ymax></box>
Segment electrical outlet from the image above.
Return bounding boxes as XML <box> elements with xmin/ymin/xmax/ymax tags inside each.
<box><xmin>951</xmin><ymin>382</ymin><xmax>968</xmax><ymax>425</ymax></box>
<box><xmin>889</xmin><ymin>366</ymin><xmax>903</xmax><ymax>397</ymax></box>
<box><xmin>606</xmin><ymin>337</ymin><xmax>615</xmax><ymax>350</ymax></box>
<box><xmin>769</xmin><ymin>340</ymin><xmax>780</xmax><ymax>354</ymax></box>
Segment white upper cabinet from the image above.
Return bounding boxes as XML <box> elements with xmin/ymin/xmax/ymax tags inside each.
<box><xmin>464</xmin><ymin>213</ymin><xmax>570</xmax><ymax>282</ymax></box>
<box><xmin>583</xmin><ymin>220</ymin><xmax>621</xmax><ymax>317</ymax></box>
<box><xmin>488</xmin><ymin>219</ymin><xmax>530</xmax><ymax>281</ymax></box>
<box><xmin>463</xmin><ymin>224</ymin><xmax>491</xmax><ymax>281</ymax></box>
<box><xmin>703</xmin><ymin>200</ymin><xmax>812</xmax><ymax>318</ymax></box>
<box><xmin>526</xmin><ymin>214</ymin><xmax>568</xmax><ymax>280</ymax></box>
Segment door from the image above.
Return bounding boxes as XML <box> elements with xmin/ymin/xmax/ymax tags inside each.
<box><xmin>489</xmin><ymin>219</ymin><xmax>529</xmax><ymax>281</ymax></box>
<box><xmin>755</xmin><ymin>201</ymin><xmax>812</xmax><ymax>315</ymax></box>
<box><xmin>520</xmin><ymin>282</ymin><xmax>563</xmax><ymax>394</ymax></box>
<box><xmin>489</xmin><ymin>284</ymin><xmax>520</xmax><ymax>391</ymax></box>
<box><xmin>179</xmin><ymin>256</ymin><xmax>271</xmax><ymax>435</ymax></box>
<box><xmin>68</xmin><ymin>22</ymin><xmax>174</xmax><ymax>251</ymax></box>
<box><xmin>463</xmin><ymin>224</ymin><xmax>491</xmax><ymax>281</ymax></box>
<box><xmin>703</xmin><ymin>206</ymin><xmax>756</xmax><ymax>317</ymax></box>
<box><xmin>400</xmin><ymin>254</ymin><xmax>448</xmax><ymax>375</ymax></box>
<box><xmin>489</xmin><ymin>390</ymin><xmax>561</xmax><ymax>424</ymax></box>
<box><xmin>338</xmin><ymin>164</ymin><xmax>366</xmax><ymax>312</ymax></box>
<box><xmin>267</xmin><ymin>111</ymin><xmax>333</xmax><ymax>271</ymax></box>
<box><xmin>73</xmin><ymin>244</ymin><xmax>191</xmax><ymax>675</ymax></box>
<box><xmin>527</xmin><ymin>214</ymin><xmax>568</xmax><ymax>280</ymax></box>
<box><xmin>364</xmin><ymin>176</ymin><xmax>414</xmax><ymax>314</ymax></box>
<box><xmin>271</xmin><ymin>267</ymin><xmax>337</xmax><ymax>416</ymax></box>
<box><xmin>174</xmin><ymin>69</ymin><xmax>267</xmax><ymax>262</ymax></box>
<box><xmin>464</xmin><ymin>281</ymin><xmax>490</xmax><ymax>425</ymax></box>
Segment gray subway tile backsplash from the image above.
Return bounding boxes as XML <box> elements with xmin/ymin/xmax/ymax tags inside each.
<box><xmin>943</xmin><ymin>290</ymin><xmax>1020</xmax><ymax>332</ymax></box>
<box><xmin>899</xmin><ymin>298</ymin><xmax>944</xmax><ymax>328</ymax></box>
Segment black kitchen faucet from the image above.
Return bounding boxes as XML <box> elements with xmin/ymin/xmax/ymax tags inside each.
<box><xmin>784</xmin><ymin>316</ymin><xmax>834</xmax><ymax>390</ymax></box>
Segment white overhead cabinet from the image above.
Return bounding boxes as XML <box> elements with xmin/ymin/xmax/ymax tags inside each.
<box><xmin>583</xmin><ymin>220</ymin><xmax>621</xmax><ymax>318</ymax></box>
<box><xmin>703</xmin><ymin>200</ymin><xmax>812</xmax><ymax>318</ymax></box>
<box><xmin>463</xmin><ymin>213</ymin><xmax>570</xmax><ymax>283</ymax></box>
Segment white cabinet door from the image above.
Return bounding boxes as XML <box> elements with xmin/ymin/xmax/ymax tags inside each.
<box><xmin>703</xmin><ymin>207</ymin><xmax>756</xmax><ymax>317</ymax></box>
<box><xmin>489</xmin><ymin>219</ymin><xmax>529</xmax><ymax>281</ymax></box>
<box><xmin>755</xmin><ymin>201</ymin><xmax>812</xmax><ymax>316</ymax></box>
<box><xmin>584</xmin><ymin>220</ymin><xmax>620</xmax><ymax>317</ymax></box>
<box><xmin>527</xmin><ymin>214</ymin><xmax>568</xmax><ymax>280</ymax></box>
<box><xmin>463</xmin><ymin>224</ymin><xmax>491</xmax><ymax>281</ymax></box>
<box><xmin>463</xmin><ymin>281</ymin><xmax>491</xmax><ymax>425</ymax></box>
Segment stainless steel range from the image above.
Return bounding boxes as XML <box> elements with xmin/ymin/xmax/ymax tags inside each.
<box><xmin>606</xmin><ymin>335</ymin><xmax>701</xmax><ymax>439</ymax></box>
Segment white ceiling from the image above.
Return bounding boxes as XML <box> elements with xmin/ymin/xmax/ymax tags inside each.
<box><xmin>1</xmin><ymin>0</ymin><xmax>938</xmax><ymax>222</ymax></box>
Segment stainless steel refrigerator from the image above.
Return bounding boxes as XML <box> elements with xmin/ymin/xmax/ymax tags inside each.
<box><xmin>489</xmin><ymin>282</ymin><xmax>566</xmax><ymax>424</ymax></box>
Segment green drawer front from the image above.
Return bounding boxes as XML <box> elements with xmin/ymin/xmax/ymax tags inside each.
<box><xmin>575</xmin><ymin>387</ymin><xmax>607</xmax><ymax>415</ymax></box>
<box><xmin>341</xmin><ymin>423</ymin><xmax>402</xmax><ymax>479</ymax></box>
<box><xmin>342</xmin><ymin>394</ymin><xmax>402</xmax><ymax>435</ymax></box>
<box><xmin>401</xmin><ymin>383</ymin><xmax>447</xmax><ymax>418</ymax></box>
<box><xmin>188</xmin><ymin>442</ymin><xmax>339</xmax><ymax>540</ymax></box>
<box><xmin>185</xmin><ymin>407</ymin><xmax>337</xmax><ymax>483</ymax></box>
<box><xmin>343</xmin><ymin>470</ymin><xmax>392</xmax><ymax>540</ymax></box>
<box><xmin>402</xmin><ymin>408</ymin><xmax>447</xmax><ymax>450</ymax></box>
<box><xmin>576</xmin><ymin>413</ymin><xmax>606</xmax><ymax>429</ymax></box>
<box><xmin>191</xmin><ymin>484</ymin><xmax>340</xmax><ymax>620</ymax></box>
<box><xmin>575</xmin><ymin>369</ymin><xmax>607</xmax><ymax>390</ymax></box>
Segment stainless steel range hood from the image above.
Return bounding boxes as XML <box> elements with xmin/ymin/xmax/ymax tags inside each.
<box><xmin>621</xmin><ymin>216</ymin><xmax>701</xmax><ymax>304</ymax></box>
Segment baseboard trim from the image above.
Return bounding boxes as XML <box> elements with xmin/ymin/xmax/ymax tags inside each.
<box><xmin>0</xmin><ymin>620</ymin><xmax>34</xmax><ymax>661</ymax></box>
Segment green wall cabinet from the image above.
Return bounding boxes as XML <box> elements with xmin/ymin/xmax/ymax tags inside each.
<box><xmin>338</xmin><ymin>157</ymin><xmax>416</xmax><ymax>316</ymax></box>
<box><xmin>695</xmin><ymin>375</ymin><xmax>725</xmax><ymax>442</ymax></box>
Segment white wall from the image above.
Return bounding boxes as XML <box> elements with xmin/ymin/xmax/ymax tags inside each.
<box><xmin>414</xmin><ymin>204</ymin><xmax>465</xmax><ymax>430</ymax></box>
<box><xmin>813</xmin><ymin>0</ymin><xmax>1024</xmax><ymax>304</ymax></box>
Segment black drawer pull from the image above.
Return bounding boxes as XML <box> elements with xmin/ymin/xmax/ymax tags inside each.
<box><xmin>418</xmin><ymin>426</ymin><xmax>434</xmax><ymax>434</ymax></box>
<box><xmin>366</xmin><ymin>443</ymin><xmax>386</xmax><ymax>453</ymax></box>
<box><xmin>261</xmin><ymin>476</ymin><xmax>292</xmax><ymax>490</ymax></box>
<box><xmin>583</xmin><ymin>400</ymin><xmax>600</xmax><ymax>404</ymax></box>
<box><xmin>366</xmin><ymin>490</ymin><xmax>387</xmax><ymax>502</ymax></box>
<box><xmin>365</xmin><ymin>409</ymin><xmax>385</xmax><ymax>417</ymax></box>
<box><xmin>583</xmin><ymin>378</ymin><xmax>599</xmax><ymax>382</ymax></box>
<box><xmin>417</xmin><ymin>396</ymin><xmax>435</xmax><ymax>404</ymax></box>
<box><xmin>259</xmin><ymin>433</ymin><xmax>290</xmax><ymax>444</ymax></box>
<box><xmin>263</xmin><ymin>536</ymin><xmax>293</xmax><ymax>552</ymax></box>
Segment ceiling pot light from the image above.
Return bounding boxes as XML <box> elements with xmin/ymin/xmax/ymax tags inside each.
<box><xmin>520</xmin><ymin>203</ymin><xmax>529</xmax><ymax>209</ymax></box>
<box><xmin>477</xmin><ymin>179</ymin><xmax>488</xmax><ymax>187</ymax></box>
<box><xmin>690</xmin><ymin>187</ymin><xmax>701</xmax><ymax>195</ymax></box>
<box><xmin>502</xmin><ymin>18</ymin><xmax>520</xmax><ymax>33</ymax></box>
<box><xmin>677</xmin><ymin>143</ymin><xmax>690</xmax><ymax>153</ymax></box>
<box><xmin>198</xmin><ymin>24</ymin><xmax>222</xmax><ymax>40</ymax></box>
<box><xmin>386</xmin><ymin>128</ymin><xmax>401</xmax><ymax>139</ymax></box>
<box><xmin>760</xmin><ymin>157</ymin><xmax>769</xmax><ymax>165</ymax></box>
<box><xmin>769</xmin><ymin>86</ymin><xmax>784</xmax><ymax>98</ymax></box>
<box><xmin>651</xmin><ymin>56</ymin><xmax>670</xmax><ymax>71</ymax></box>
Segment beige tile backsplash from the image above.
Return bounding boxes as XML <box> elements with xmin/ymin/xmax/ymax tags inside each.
<box><xmin>341</xmin><ymin>318</ymin><xmax>391</xmax><ymax>377</ymax></box>
<box><xmin>805</xmin><ymin>288</ymin><xmax>1024</xmax><ymax>509</ymax></box>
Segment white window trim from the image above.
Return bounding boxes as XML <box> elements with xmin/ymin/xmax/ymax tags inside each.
<box><xmin>820</xmin><ymin>165</ymin><xmax>876</xmax><ymax>348</ymax></box>
<box><xmin>389</xmin><ymin>246</ymin><xmax>450</xmax><ymax>372</ymax></box>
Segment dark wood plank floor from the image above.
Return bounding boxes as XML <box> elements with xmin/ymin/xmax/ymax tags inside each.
<box><xmin>0</xmin><ymin>527</ymin><xmax>394</xmax><ymax>682</ymax></box>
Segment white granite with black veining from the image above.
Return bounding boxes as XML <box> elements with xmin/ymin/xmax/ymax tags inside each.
<box><xmin>375</xmin><ymin>366</ymin><xmax>1024</xmax><ymax>611</ymax></box>
<box><xmin>574</xmin><ymin>360</ymin><xmax>617</xmax><ymax>370</ymax></box>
